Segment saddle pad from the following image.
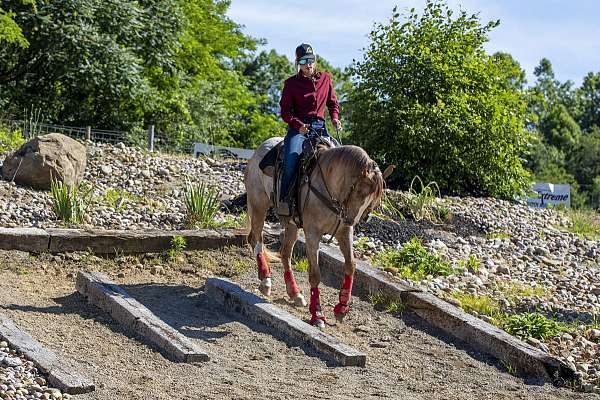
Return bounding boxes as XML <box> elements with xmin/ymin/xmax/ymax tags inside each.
<box><xmin>259</xmin><ymin>142</ymin><xmax>281</xmax><ymax>172</ymax></box>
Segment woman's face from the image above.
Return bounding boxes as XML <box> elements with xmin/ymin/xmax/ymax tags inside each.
<box><xmin>300</xmin><ymin>60</ymin><xmax>316</xmax><ymax>76</ymax></box>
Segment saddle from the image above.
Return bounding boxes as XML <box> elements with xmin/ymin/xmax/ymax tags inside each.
<box><xmin>259</xmin><ymin>131</ymin><xmax>338</xmax><ymax>226</ymax></box>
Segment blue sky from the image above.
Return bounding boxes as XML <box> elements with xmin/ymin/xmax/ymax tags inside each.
<box><xmin>227</xmin><ymin>0</ymin><xmax>600</xmax><ymax>87</ymax></box>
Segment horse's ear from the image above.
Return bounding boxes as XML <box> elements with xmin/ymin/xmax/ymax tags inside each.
<box><xmin>382</xmin><ymin>165</ymin><xmax>395</xmax><ymax>180</ymax></box>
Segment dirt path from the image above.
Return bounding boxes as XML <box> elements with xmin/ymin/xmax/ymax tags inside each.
<box><xmin>0</xmin><ymin>248</ymin><xmax>595</xmax><ymax>400</ymax></box>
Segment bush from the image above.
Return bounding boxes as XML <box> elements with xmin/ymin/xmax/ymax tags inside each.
<box><xmin>373</xmin><ymin>237</ymin><xmax>453</xmax><ymax>280</ymax></box>
<box><xmin>50</xmin><ymin>179</ymin><xmax>92</xmax><ymax>224</ymax></box>
<box><xmin>347</xmin><ymin>0</ymin><xmax>531</xmax><ymax>198</ymax></box>
<box><xmin>0</xmin><ymin>127</ymin><xmax>25</xmax><ymax>154</ymax></box>
<box><xmin>184</xmin><ymin>181</ymin><xmax>220</xmax><ymax>228</ymax></box>
<box><xmin>503</xmin><ymin>313</ymin><xmax>565</xmax><ymax>340</ymax></box>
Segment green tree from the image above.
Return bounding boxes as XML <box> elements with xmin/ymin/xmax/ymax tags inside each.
<box><xmin>0</xmin><ymin>0</ymin><xmax>32</xmax><ymax>48</ymax></box>
<box><xmin>567</xmin><ymin>126</ymin><xmax>600</xmax><ymax>186</ymax></box>
<box><xmin>347</xmin><ymin>1</ymin><xmax>531</xmax><ymax>198</ymax></box>
<box><xmin>576</xmin><ymin>72</ymin><xmax>600</xmax><ymax>132</ymax></box>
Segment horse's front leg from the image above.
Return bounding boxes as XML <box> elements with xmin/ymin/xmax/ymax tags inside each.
<box><xmin>281</xmin><ymin>222</ymin><xmax>306</xmax><ymax>307</ymax></box>
<box><xmin>306</xmin><ymin>230</ymin><xmax>325</xmax><ymax>329</ymax></box>
<box><xmin>333</xmin><ymin>225</ymin><xmax>355</xmax><ymax>323</ymax></box>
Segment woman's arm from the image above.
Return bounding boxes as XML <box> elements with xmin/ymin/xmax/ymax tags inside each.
<box><xmin>326</xmin><ymin>73</ymin><xmax>340</xmax><ymax>123</ymax></box>
<box><xmin>280</xmin><ymin>80</ymin><xmax>305</xmax><ymax>131</ymax></box>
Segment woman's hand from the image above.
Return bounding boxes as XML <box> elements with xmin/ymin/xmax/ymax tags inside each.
<box><xmin>333</xmin><ymin>119</ymin><xmax>342</xmax><ymax>132</ymax></box>
<box><xmin>299</xmin><ymin>124</ymin><xmax>309</xmax><ymax>134</ymax></box>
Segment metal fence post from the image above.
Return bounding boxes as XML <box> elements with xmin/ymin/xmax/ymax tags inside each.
<box><xmin>86</xmin><ymin>126</ymin><xmax>91</xmax><ymax>141</ymax></box>
<box><xmin>147</xmin><ymin>125</ymin><xmax>154</xmax><ymax>152</ymax></box>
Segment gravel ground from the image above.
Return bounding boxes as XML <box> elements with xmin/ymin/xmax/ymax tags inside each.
<box><xmin>1</xmin><ymin>140</ymin><xmax>600</xmax><ymax>394</ymax></box>
<box><xmin>0</xmin><ymin>248</ymin><xmax>596</xmax><ymax>400</ymax></box>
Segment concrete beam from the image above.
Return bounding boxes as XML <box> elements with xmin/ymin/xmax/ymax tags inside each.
<box><xmin>0</xmin><ymin>314</ymin><xmax>95</xmax><ymax>394</ymax></box>
<box><xmin>0</xmin><ymin>227</ymin><xmax>49</xmax><ymax>253</ymax></box>
<box><xmin>293</xmin><ymin>236</ymin><xmax>574</xmax><ymax>384</ymax></box>
<box><xmin>205</xmin><ymin>277</ymin><xmax>366</xmax><ymax>367</ymax></box>
<box><xmin>76</xmin><ymin>271</ymin><xmax>209</xmax><ymax>363</ymax></box>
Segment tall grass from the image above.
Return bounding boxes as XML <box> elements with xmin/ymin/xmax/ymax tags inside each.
<box><xmin>50</xmin><ymin>178</ymin><xmax>92</xmax><ymax>224</ymax></box>
<box><xmin>373</xmin><ymin>237</ymin><xmax>453</xmax><ymax>280</ymax></box>
<box><xmin>184</xmin><ymin>181</ymin><xmax>220</xmax><ymax>228</ymax></box>
<box><xmin>564</xmin><ymin>208</ymin><xmax>600</xmax><ymax>240</ymax></box>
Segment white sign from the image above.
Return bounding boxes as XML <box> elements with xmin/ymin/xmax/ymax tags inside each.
<box><xmin>527</xmin><ymin>183</ymin><xmax>571</xmax><ymax>208</ymax></box>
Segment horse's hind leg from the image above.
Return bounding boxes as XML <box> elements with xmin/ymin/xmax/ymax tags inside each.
<box><xmin>247</xmin><ymin>197</ymin><xmax>272</xmax><ymax>297</ymax></box>
<box><xmin>280</xmin><ymin>222</ymin><xmax>307</xmax><ymax>307</ymax></box>
<box><xmin>333</xmin><ymin>225</ymin><xmax>355</xmax><ymax>323</ymax></box>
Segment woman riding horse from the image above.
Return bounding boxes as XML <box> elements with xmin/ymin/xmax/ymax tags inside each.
<box><xmin>277</xmin><ymin>43</ymin><xmax>342</xmax><ymax>217</ymax></box>
<box><xmin>245</xmin><ymin>43</ymin><xmax>388</xmax><ymax>329</ymax></box>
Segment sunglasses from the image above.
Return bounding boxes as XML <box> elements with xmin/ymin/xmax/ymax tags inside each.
<box><xmin>298</xmin><ymin>59</ymin><xmax>315</xmax><ymax>65</ymax></box>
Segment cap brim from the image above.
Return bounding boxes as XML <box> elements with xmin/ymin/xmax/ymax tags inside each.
<box><xmin>299</xmin><ymin>55</ymin><xmax>316</xmax><ymax>62</ymax></box>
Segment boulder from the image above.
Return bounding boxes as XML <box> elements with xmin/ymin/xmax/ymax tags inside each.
<box><xmin>1</xmin><ymin>133</ymin><xmax>87</xmax><ymax>190</ymax></box>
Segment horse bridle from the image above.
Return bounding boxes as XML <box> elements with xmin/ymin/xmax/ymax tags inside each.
<box><xmin>302</xmin><ymin>156</ymin><xmax>379</xmax><ymax>243</ymax></box>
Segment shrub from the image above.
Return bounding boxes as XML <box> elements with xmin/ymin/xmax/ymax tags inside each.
<box><xmin>0</xmin><ymin>127</ymin><xmax>25</xmax><ymax>154</ymax></box>
<box><xmin>373</xmin><ymin>237</ymin><xmax>453</xmax><ymax>280</ymax></box>
<box><xmin>167</xmin><ymin>235</ymin><xmax>186</xmax><ymax>260</ymax></box>
<box><xmin>347</xmin><ymin>0</ymin><xmax>531</xmax><ymax>198</ymax></box>
<box><xmin>503</xmin><ymin>313</ymin><xmax>566</xmax><ymax>340</ymax></box>
<box><xmin>50</xmin><ymin>179</ymin><xmax>92</xmax><ymax>224</ymax></box>
<box><xmin>184</xmin><ymin>181</ymin><xmax>220</xmax><ymax>228</ymax></box>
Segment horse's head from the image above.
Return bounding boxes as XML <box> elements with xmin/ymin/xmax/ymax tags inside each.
<box><xmin>340</xmin><ymin>158</ymin><xmax>394</xmax><ymax>226</ymax></box>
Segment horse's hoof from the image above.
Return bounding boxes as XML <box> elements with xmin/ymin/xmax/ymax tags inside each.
<box><xmin>312</xmin><ymin>319</ymin><xmax>325</xmax><ymax>330</ymax></box>
<box><xmin>259</xmin><ymin>277</ymin><xmax>272</xmax><ymax>297</ymax></box>
<box><xmin>292</xmin><ymin>294</ymin><xmax>307</xmax><ymax>307</ymax></box>
<box><xmin>334</xmin><ymin>312</ymin><xmax>346</xmax><ymax>323</ymax></box>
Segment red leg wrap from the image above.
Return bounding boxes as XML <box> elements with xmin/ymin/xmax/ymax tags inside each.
<box><xmin>284</xmin><ymin>270</ymin><xmax>300</xmax><ymax>298</ymax></box>
<box><xmin>334</xmin><ymin>274</ymin><xmax>353</xmax><ymax>316</ymax></box>
<box><xmin>309</xmin><ymin>287</ymin><xmax>326</xmax><ymax>324</ymax></box>
<box><xmin>256</xmin><ymin>252</ymin><xmax>271</xmax><ymax>280</ymax></box>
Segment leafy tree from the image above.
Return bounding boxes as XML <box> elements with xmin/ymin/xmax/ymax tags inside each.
<box><xmin>576</xmin><ymin>72</ymin><xmax>600</xmax><ymax>132</ymax></box>
<box><xmin>347</xmin><ymin>0</ymin><xmax>531</xmax><ymax>198</ymax></box>
<box><xmin>567</xmin><ymin>126</ymin><xmax>600</xmax><ymax>186</ymax></box>
<box><xmin>0</xmin><ymin>0</ymin><xmax>32</xmax><ymax>48</ymax></box>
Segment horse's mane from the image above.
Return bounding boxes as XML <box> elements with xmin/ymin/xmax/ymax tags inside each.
<box><xmin>318</xmin><ymin>145</ymin><xmax>384</xmax><ymax>205</ymax></box>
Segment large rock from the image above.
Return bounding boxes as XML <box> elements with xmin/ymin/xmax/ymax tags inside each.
<box><xmin>2</xmin><ymin>133</ymin><xmax>87</xmax><ymax>190</ymax></box>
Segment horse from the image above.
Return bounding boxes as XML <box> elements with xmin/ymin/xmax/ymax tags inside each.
<box><xmin>244</xmin><ymin>135</ymin><xmax>392</xmax><ymax>329</ymax></box>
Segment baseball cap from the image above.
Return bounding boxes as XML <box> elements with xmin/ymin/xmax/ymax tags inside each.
<box><xmin>295</xmin><ymin>43</ymin><xmax>316</xmax><ymax>63</ymax></box>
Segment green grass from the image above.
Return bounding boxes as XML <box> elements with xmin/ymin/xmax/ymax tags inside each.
<box><xmin>103</xmin><ymin>188</ymin><xmax>138</xmax><ymax>211</ymax></box>
<box><xmin>354</xmin><ymin>236</ymin><xmax>371</xmax><ymax>251</ymax></box>
<box><xmin>369</xmin><ymin>291</ymin><xmax>406</xmax><ymax>314</ymax></box>
<box><xmin>496</xmin><ymin>281</ymin><xmax>547</xmax><ymax>303</ymax></box>
<box><xmin>166</xmin><ymin>235</ymin><xmax>186</xmax><ymax>260</ymax></box>
<box><xmin>217</xmin><ymin>211</ymin><xmax>247</xmax><ymax>229</ymax></box>
<box><xmin>503</xmin><ymin>312</ymin><xmax>567</xmax><ymax>340</ymax></box>
<box><xmin>485</xmin><ymin>231</ymin><xmax>512</xmax><ymax>240</ymax></box>
<box><xmin>373</xmin><ymin>237</ymin><xmax>453</xmax><ymax>281</ymax></box>
<box><xmin>184</xmin><ymin>181</ymin><xmax>221</xmax><ymax>228</ymax></box>
<box><xmin>0</xmin><ymin>126</ymin><xmax>25</xmax><ymax>154</ymax></box>
<box><xmin>293</xmin><ymin>258</ymin><xmax>309</xmax><ymax>273</ymax></box>
<box><xmin>452</xmin><ymin>292</ymin><xmax>503</xmax><ymax>322</ymax></box>
<box><xmin>563</xmin><ymin>208</ymin><xmax>600</xmax><ymax>240</ymax></box>
<box><xmin>50</xmin><ymin>179</ymin><xmax>92</xmax><ymax>224</ymax></box>
<box><xmin>457</xmin><ymin>254</ymin><xmax>480</xmax><ymax>273</ymax></box>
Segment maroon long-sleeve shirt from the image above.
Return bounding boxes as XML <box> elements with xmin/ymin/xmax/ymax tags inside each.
<box><xmin>279</xmin><ymin>71</ymin><xmax>340</xmax><ymax>131</ymax></box>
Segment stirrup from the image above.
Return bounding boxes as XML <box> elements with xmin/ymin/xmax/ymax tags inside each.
<box><xmin>276</xmin><ymin>200</ymin><xmax>292</xmax><ymax>217</ymax></box>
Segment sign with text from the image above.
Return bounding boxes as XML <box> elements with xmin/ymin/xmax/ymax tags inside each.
<box><xmin>527</xmin><ymin>183</ymin><xmax>571</xmax><ymax>208</ymax></box>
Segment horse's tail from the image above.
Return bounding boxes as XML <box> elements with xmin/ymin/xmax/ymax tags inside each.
<box><xmin>245</xmin><ymin>193</ymin><xmax>280</xmax><ymax>263</ymax></box>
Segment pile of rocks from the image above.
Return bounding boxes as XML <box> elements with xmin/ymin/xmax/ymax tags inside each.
<box><xmin>0</xmin><ymin>340</ymin><xmax>69</xmax><ymax>400</ymax></box>
<box><xmin>0</xmin><ymin>142</ymin><xmax>246</xmax><ymax>230</ymax></box>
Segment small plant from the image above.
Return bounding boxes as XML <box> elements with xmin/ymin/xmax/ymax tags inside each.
<box><xmin>104</xmin><ymin>188</ymin><xmax>136</xmax><ymax>211</ymax></box>
<box><xmin>452</xmin><ymin>292</ymin><xmax>503</xmax><ymax>321</ymax></box>
<box><xmin>496</xmin><ymin>282</ymin><xmax>547</xmax><ymax>304</ymax></box>
<box><xmin>399</xmin><ymin>176</ymin><xmax>442</xmax><ymax>222</ymax></box>
<box><xmin>378</xmin><ymin>191</ymin><xmax>405</xmax><ymax>221</ymax></box>
<box><xmin>293</xmin><ymin>258</ymin><xmax>309</xmax><ymax>273</ymax></box>
<box><xmin>184</xmin><ymin>181</ymin><xmax>221</xmax><ymax>228</ymax></box>
<box><xmin>218</xmin><ymin>211</ymin><xmax>247</xmax><ymax>229</ymax></box>
<box><xmin>354</xmin><ymin>236</ymin><xmax>371</xmax><ymax>251</ymax></box>
<box><xmin>458</xmin><ymin>254</ymin><xmax>480</xmax><ymax>273</ymax></box>
<box><xmin>369</xmin><ymin>291</ymin><xmax>406</xmax><ymax>314</ymax></box>
<box><xmin>434</xmin><ymin>204</ymin><xmax>450</xmax><ymax>222</ymax></box>
<box><xmin>0</xmin><ymin>126</ymin><xmax>25</xmax><ymax>154</ymax></box>
<box><xmin>503</xmin><ymin>313</ymin><xmax>567</xmax><ymax>340</ymax></box>
<box><xmin>373</xmin><ymin>237</ymin><xmax>453</xmax><ymax>281</ymax></box>
<box><xmin>167</xmin><ymin>235</ymin><xmax>186</xmax><ymax>260</ymax></box>
<box><xmin>500</xmin><ymin>360</ymin><xmax>518</xmax><ymax>377</ymax></box>
<box><xmin>50</xmin><ymin>178</ymin><xmax>92</xmax><ymax>224</ymax></box>
<box><xmin>563</xmin><ymin>208</ymin><xmax>600</xmax><ymax>240</ymax></box>
<box><xmin>486</xmin><ymin>231</ymin><xmax>512</xmax><ymax>240</ymax></box>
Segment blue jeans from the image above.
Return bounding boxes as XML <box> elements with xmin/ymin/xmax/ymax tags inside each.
<box><xmin>279</xmin><ymin>120</ymin><xmax>329</xmax><ymax>201</ymax></box>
